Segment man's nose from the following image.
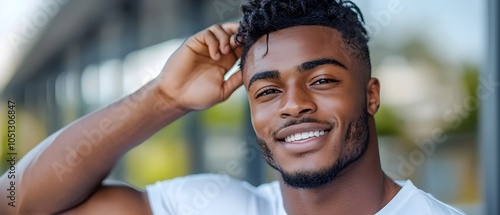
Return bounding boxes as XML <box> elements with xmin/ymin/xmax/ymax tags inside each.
<box><xmin>278</xmin><ymin>87</ymin><xmax>317</xmax><ymax>118</ymax></box>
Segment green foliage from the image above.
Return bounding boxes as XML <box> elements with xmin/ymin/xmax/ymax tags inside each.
<box><xmin>445</xmin><ymin>65</ymin><xmax>479</xmax><ymax>134</ymax></box>
<box><xmin>125</xmin><ymin>119</ymin><xmax>189</xmax><ymax>188</ymax></box>
<box><xmin>202</xmin><ymin>100</ymin><xmax>244</xmax><ymax>126</ymax></box>
<box><xmin>375</xmin><ymin>106</ymin><xmax>401</xmax><ymax>136</ymax></box>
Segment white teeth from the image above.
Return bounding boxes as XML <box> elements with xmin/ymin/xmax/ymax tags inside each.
<box><xmin>284</xmin><ymin>130</ymin><xmax>328</xmax><ymax>143</ymax></box>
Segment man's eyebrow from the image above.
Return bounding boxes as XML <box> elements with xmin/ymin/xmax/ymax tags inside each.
<box><xmin>297</xmin><ymin>58</ymin><xmax>348</xmax><ymax>72</ymax></box>
<box><xmin>248</xmin><ymin>70</ymin><xmax>280</xmax><ymax>89</ymax></box>
<box><xmin>247</xmin><ymin>58</ymin><xmax>346</xmax><ymax>89</ymax></box>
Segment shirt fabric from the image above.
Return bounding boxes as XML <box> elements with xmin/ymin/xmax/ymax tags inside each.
<box><xmin>146</xmin><ymin>174</ymin><xmax>465</xmax><ymax>215</ymax></box>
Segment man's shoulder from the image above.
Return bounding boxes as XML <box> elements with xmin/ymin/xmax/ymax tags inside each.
<box><xmin>377</xmin><ymin>180</ymin><xmax>465</xmax><ymax>215</ymax></box>
<box><xmin>145</xmin><ymin>174</ymin><xmax>283</xmax><ymax>215</ymax></box>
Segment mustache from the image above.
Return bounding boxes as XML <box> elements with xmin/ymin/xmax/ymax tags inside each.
<box><xmin>272</xmin><ymin>117</ymin><xmax>334</xmax><ymax>138</ymax></box>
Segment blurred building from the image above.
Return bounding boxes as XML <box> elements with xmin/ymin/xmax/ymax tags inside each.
<box><xmin>0</xmin><ymin>0</ymin><xmax>498</xmax><ymax>215</ymax></box>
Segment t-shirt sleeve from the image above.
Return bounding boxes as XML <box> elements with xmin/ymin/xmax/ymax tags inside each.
<box><xmin>145</xmin><ymin>174</ymin><xmax>266</xmax><ymax>215</ymax></box>
<box><xmin>146</xmin><ymin>176</ymin><xmax>183</xmax><ymax>215</ymax></box>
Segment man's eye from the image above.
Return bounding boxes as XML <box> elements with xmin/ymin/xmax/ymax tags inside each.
<box><xmin>312</xmin><ymin>79</ymin><xmax>337</xmax><ymax>85</ymax></box>
<box><xmin>256</xmin><ymin>89</ymin><xmax>280</xmax><ymax>98</ymax></box>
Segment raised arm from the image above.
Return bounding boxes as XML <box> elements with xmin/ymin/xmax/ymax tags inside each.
<box><xmin>0</xmin><ymin>23</ymin><xmax>242</xmax><ymax>215</ymax></box>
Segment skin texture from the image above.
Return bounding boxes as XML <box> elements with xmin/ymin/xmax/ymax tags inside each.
<box><xmin>244</xmin><ymin>25</ymin><xmax>401</xmax><ymax>214</ymax></box>
<box><xmin>0</xmin><ymin>23</ymin><xmax>401</xmax><ymax>214</ymax></box>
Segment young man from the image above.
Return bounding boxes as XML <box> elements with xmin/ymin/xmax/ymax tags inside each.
<box><xmin>0</xmin><ymin>0</ymin><xmax>464</xmax><ymax>214</ymax></box>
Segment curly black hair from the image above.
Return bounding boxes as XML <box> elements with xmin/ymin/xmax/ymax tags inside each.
<box><xmin>236</xmin><ymin>0</ymin><xmax>371</xmax><ymax>74</ymax></box>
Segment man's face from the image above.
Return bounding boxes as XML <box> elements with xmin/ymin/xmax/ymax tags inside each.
<box><xmin>243</xmin><ymin>26</ymin><xmax>371</xmax><ymax>189</ymax></box>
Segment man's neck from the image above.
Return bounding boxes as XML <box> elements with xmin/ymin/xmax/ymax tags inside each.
<box><xmin>279</xmin><ymin>124</ymin><xmax>401</xmax><ymax>215</ymax></box>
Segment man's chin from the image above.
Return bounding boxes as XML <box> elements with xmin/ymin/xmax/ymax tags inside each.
<box><xmin>280</xmin><ymin>167</ymin><xmax>337</xmax><ymax>189</ymax></box>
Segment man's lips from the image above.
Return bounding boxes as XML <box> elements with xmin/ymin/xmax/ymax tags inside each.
<box><xmin>275</xmin><ymin>122</ymin><xmax>332</xmax><ymax>142</ymax></box>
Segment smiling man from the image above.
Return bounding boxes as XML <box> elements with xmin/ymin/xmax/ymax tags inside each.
<box><xmin>0</xmin><ymin>0</ymin><xmax>465</xmax><ymax>215</ymax></box>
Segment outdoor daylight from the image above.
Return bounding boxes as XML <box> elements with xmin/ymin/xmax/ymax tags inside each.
<box><xmin>0</xmin><ymin>0</ymin><xmax>497</xmax><ymax>215</ymax></box>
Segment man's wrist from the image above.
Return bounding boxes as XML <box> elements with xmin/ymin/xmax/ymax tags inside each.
<box><xmin>150</xmin><ymin>78</ymin><xmax>190</xmax><ymax>118</ymax></box>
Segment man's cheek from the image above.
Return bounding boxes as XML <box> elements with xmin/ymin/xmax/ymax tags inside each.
<box><xmin>251</xmin><ymin>110</ymin><xmax>270</xmax><ymax>130</ymax></box>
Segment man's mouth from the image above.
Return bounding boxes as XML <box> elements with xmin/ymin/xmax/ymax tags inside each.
<box><xmin>275</xmin><ymin>122</ymin><xmax>333</xmax><ymax>143</ymax></box>
<box><xmin>284</xmin><ymin>130</ymin><xmax>329</xmax><ymax>143</ymax></box>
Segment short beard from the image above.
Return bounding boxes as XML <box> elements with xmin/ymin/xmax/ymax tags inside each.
<box><xmin>256</xmin><ymin>110</ymin><xmax>370</xmax><ymax>189</ymax></box>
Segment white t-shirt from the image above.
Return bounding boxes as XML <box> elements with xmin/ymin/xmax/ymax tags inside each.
<box><xmin>146</xmin><ymin>174</ymin><xmax>465</xmax><ymax>215</ymax></box>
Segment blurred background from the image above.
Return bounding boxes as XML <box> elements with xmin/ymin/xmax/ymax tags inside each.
<box><xmin>0</xmin><ymin>0</ymin><xmax>496</xmax><ymax>214</ymax></box>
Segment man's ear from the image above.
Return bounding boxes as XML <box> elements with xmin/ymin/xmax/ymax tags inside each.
<box><xmin>366</xmin><ymin>78</ymin><xmax>380</xmax><ymax>116</ymax></box>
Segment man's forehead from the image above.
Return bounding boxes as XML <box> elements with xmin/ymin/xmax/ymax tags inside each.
<box><xmin>243</xmin><ymin>25</ymin><xmax>350</xmax><ymax>83</ymax></box>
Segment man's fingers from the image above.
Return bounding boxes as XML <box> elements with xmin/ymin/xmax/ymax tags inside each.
<box><xmin>225</xmin><ymin>23</ymin><xmax>242</xmax><ymax>50</ymax></box>
<box><xmin>230</xmin><ymin>34</ymin><xmax>241</xmax><ymax>49</ymax></box>
<box><xmin>203</xmin><ymin>30</ymin><xmax>221</xmax><ymax>60</ymax></box>
<box><xmin>190</xmin><ymin>23</ymin><xmax>241</xmax><ymax>61</ymax></box>
<box><xmin>209</xmin><ymin>25</ymin><xmax>231</xmax><ymax>55</ymax></box>
<box><xmin>222</xmin><ymin>70</ymin><xmax>243</xmax><ymax>100</ymax></box>
<box><xmin>221</xmin><ymin>23</ymin><xmax>239</xmax><ymax>35</ymax></box>
<box><xmin>222</xmin><ymin>23</ymin><xmax>241</xmax><ymax>51</ymax></box>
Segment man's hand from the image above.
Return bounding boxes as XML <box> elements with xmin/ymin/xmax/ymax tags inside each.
<box><xmin>157</xmin><ymin>23</ymin><xmax>243</xmax><ymax>111</ymax></box>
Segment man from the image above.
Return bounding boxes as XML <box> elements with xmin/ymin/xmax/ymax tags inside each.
<box><xmin>0</xmin><ymin>0</ymin><xmax>464</xmax><ymax>214</ymax></box>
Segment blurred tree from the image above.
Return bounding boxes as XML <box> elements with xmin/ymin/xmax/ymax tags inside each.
<box><xmin>375</xmin><ymin>105</ymin><xmax>402</xmax><ymax>136</ymax></box>
<box><xmin>444</xmin><ymin>65</ymin><xmax>479</xmax><ymax>134</ymax></box>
